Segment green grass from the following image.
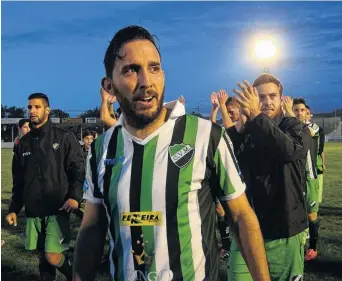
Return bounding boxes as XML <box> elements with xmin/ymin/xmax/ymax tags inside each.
<box><xmin>2</xmin><ymin>144</ymin><xmax>342</xmax><ymax>281</ymax></box>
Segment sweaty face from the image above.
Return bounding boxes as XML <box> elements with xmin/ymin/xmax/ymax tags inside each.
<box><xmin>83</xmin><ymin>135</ymin><xmax>94</xmax><ymax>151</ymax></box>
<box><xmin>20</xmin><ymin>122</ymin><xmax>30</xmax><ymax>136</ymax></box>
<box><xmin>28</xmin><ymin>99</ymin><xmax>49</xmax><ymax>126</ymax></box>
<box><xmin>226</xmin><ymin>104</ymin><xmax>240</xmax><ymax>122</ymax></box>
<box><xmin>111</xmin><ymin>40</ymin><xmax>165</xmax><ymax>129</ymax></box>
<box><xmin>256</xmin><ymin>83</ymin><xmax>282</xmax><ymax>119</ymax></box>
<box><xmin>293</xmin><ymin>104</ymin><xmax>307</xmax><ymax>122</ymax></box>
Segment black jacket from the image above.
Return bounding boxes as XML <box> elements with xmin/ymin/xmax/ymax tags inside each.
<box><xmin>227</xmin><ymin>113</ymin><xmax>310</xmax><ymax>239</ymax></box>
<box><xmin>9</xmin><ymin>120</ymin><xmax>85</xmax><ymax>218</ymax></box>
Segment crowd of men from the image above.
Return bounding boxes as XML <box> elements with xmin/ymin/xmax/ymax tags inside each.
<box><xmin>5</xmin><ymin>25</ymin><xmax>326</xmax><ymax>281</ymax></box>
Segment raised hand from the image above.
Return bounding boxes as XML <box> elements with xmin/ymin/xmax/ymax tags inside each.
<box><xmin>100</xmin><ymin>88</ymin><xmax>117</xmax><ymax>104</ymax></box>
<box><xmin>218</xmin><ymin>90</ymin><xmax>228</xmax><ymax>106</ymax></box>
<box><xmin>233</xmin><ymin>80</ymin><xmax>261</xmax><ymax>120</ymax></box>
<box><xmin>178</xmin><ymin>95</ymin><xmax>185</xmax><ymax>105</ymax></box>
<box><xmin>211</xmin><ymin>92</ymin><xmax>219</xmax><ymax>109</ymax></box>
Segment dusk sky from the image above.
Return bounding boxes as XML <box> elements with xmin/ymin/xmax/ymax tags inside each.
<box><xmin>2</xmin><ymin>1</ymin><xmax>342</xmax><ymax>116</ymax></box>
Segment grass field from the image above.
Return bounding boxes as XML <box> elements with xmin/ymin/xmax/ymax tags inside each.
<box><xmin>1</xmin><ymin>143</ymin><xmax>342</xmax><ymax>281</ymax></box>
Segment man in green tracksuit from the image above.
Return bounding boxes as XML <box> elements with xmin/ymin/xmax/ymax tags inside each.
<box><xmin>227</xmin><ymin>74</ymin><xmax>310</xmax><ymax>281</ymax></box>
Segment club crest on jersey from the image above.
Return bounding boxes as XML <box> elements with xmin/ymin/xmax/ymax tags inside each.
<box><xmin>52</xmin><ymin>143</ymin><xmax>59</xmax><ymax>150</ymax></box>
<box><xmin>169</xmin><ymin>143</ymin><xmax>195</xmax><ymax>168</ymax></box>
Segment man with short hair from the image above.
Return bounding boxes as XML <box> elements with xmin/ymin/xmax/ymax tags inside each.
<box><xmin>305</xmin><ymin>105</ymin><xmax>326</xmax><ymax>202</ymax></box>
<box><xmin>6</xmin><ymin>93</ymin><xmax>85</xmax><ymax>281</ymax></box>
<box><xmin>73</xmin><ymin>25</ymin><xmax>270</xmax><ymax>281</ymax></box>
<box><xmin>293</xmin><ymin>98</ymin><xmax>321</xmax><ymax>261</ymax></box>
<box><xmin>226</xmin><ymin>74</ymin><xmax>310</xmax><ymax>281</ymax></box>
<box><xmin>81</xmin><ymin>130</ymin><xmax>94</xmax><ymax>158</ymax></box>
<box><xmin>13</xmin><ymin>118</ymin><xmax>31</xmax><ymax>148</ymax></box>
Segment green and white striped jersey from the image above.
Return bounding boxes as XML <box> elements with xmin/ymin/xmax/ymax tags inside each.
<box><xmin>84</xmin><ymin>100</ymin><xmax>245</xmax><ymax>281</ymax></box>
<box><xmin>306</xmin><ymin>122</ymin><xmax>320</xmax><ymax>180</ymax></box>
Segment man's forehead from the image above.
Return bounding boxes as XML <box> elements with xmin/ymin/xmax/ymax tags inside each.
<box><xmin>294</xmin><ymin>104</ymin><xmax>306</xmax><ymax>109</ymax></box>
<box><xmin>116</xmin><ymin>40</ymin><xmax>161</xmax><ymax>66</ymax></box>
<box><xmin>29</xmin><ymin>98</ymin><xmax>45</xmax><ymax>105</ymax></box>
<box><xmin>257</xmin><ymin>83</ymin><xmax>280</xmax><ymax>95</ymax></box>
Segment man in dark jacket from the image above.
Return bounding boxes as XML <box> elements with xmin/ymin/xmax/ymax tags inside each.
<box><xmin>6</xmin><ymin>93</ymin><xmax>85</xmax><ymax>281</ymax></box>
<box><xmin>227</xmin><ymin>74</ymin><xmax>310</xmax><ymax>281</ymax></box>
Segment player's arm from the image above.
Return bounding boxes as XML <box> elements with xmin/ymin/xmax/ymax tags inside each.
<box><xmin>73</xmin><ymin>141</ymin><xmax>108</xmax><ymax>281</ymax></box>
<box><xmin>64</xmin><ymin>132</ymin><xmax>86</xmax><ymax>205</ymax></box>
<box><xmin>209</xmin><ymin>129</ymin><xmax>270</xmax><ymax>281</ymax></box>
<box><xmin>247</xmin><ymin>116</ymin><xmax>310</xmax><ymax>163</ymax></box>
<box><xmin>223</xmin><ymin>193</ymin><xmax>270</xmax><ymax>281</ymax></box>
<box><xmin>73</xmin><ymin>201</ymin><xmax>108</xmax><ymax>281</ymax></box>
<box><xmin>8</xmin><ymin>144</ymin><xmax>24</xmax><ymax>216</ymax></box>
<box><xmin>210</xmin><ymin>92</ymin><xmax>220</xmax><ymax>124</ymax></box>
<box><xmin>100</xmin><ymin>88</ymin><xmax>117</xmax><ymax>128</ymax></box>
<box><xmin>218</xmin><ymin>90</ymin><xmax>235</xmax><ymax>129</ymax></box>
<box><xmin>319</xmin><ymin>127</ymin><xmax>326</xmax><ymax>172</ymax></box>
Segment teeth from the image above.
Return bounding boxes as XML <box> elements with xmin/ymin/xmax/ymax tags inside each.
<box><xmin>143</xmin><ymin>97</ymin><xmax>152</xmax><ymax>101</ymax></box>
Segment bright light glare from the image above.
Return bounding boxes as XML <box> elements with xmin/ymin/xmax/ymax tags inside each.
<box><xmin>254</xmin><ymin>40</ymin><xmax>276</xmax><ymax>59</ymax></box>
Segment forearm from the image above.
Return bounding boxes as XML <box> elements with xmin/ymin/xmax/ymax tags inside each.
<box><xmin>220</xmin><ymin>105</ymin><xmax>235</xmax><ymax>128</ymax></box>
<box><xmin>210</xmin><ymin>108</ymin><xmax>219</xmax><ymax>123</ymax></box>
<box><xmin>234</xmin><ymin>210</ymin><xmax>270</xmax><ymax>281</ymax></box>
<box><xmin>74</xmin><ymin>208</ymin><xmax>107</xmax><ymax>280</ymax></box>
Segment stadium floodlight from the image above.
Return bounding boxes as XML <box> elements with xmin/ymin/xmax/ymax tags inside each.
<box><xmin>252</xmin><ymin>37</ymin><xmax>278</xmax><ymax>74</ymax></box>
<box><xmin>254</xmin><ymin>40</ymin><xmax>277</xmax><ymax>60</ymax></box>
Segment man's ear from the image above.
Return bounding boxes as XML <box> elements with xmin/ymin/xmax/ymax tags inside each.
<box><xmin>46</xmin><ymin>107</ymin><xmax>50</xmax><ymax>115</ymax></box>
<box><xmin>101</xmin><ymin>77</ymin><xmax>114</xmax><ymax>95</ymax></box>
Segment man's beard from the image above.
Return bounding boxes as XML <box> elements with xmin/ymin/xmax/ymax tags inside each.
<box><xmin>116</xmin><ymin>87</ymin><xmax>165</xmax><ymax>129</ymax></box>
<box><xmin>30</xmin><ymin>115</ymin><xmax>47</xmax><ymax>127</ymax></box>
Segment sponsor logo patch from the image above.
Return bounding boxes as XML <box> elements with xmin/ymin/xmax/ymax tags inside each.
<box><xmin>168</xmin><ymin>143</ymin><xmax>195</xmax><ymax>168</ymax></box>
<box><xmin>52</xmin><ymin>143</ymin><xmax>59</xmax><ymax>150</ymax></box>
<box><xmin>120</xmin><ymin>211</ymin><xmax>162</xmax><ymax>226</ymax></box>
<box><xmin>23</xmin><ymin>152</ymin><xmax>31</xmax><ymax>157</ymax></box>
<box><xmin>104</xmin><ymin>156</ymin><xmax>125</xmax><ymax>166</ymax></box>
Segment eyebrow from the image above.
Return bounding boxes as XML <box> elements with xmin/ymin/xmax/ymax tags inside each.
<box><xmin>121</xmin><ymin>61</ymin><xmax>161</xmax><ymax>69</ymax></box>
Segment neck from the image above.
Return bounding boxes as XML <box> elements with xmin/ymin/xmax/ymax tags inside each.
<box><xmin>124</xmin><ymin>107</ymin><xmax>169</xmax><ymax>140</ymax></box>
<box><xmin>33</xmin><ymin>119</ymin><xmax>48</xmax><ymax>129</ymax></box>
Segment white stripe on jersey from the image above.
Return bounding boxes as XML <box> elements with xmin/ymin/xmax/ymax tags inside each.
<box><xmin>187</xmin><ymin>118</ymin><xmax>212</xmax><ymax>280</ymax></box>
<box><xmin>217</xmin><ymin>135</ymin><xmax>246</xmax><ymax>201</ymax></box>
<box><xmin>152</xmin><ymin>119</ymin><xmax>175</xmax><ymax>273</ymax></box>
<box><xmin>118</xmin><ymin>131</ymin><xmax>135</xmax><ymax>279</ymax></box>
<box><xmin>307</xmin><ymin>150</ymin><xmax>315</xmax><ymax>179</ymax></box>
<box><xmin>83</xmin><ymin>144</ymin><xmax>103</xmax><ymax>204</ymax></box>
<box><xmin>98</xmin><ymin>126</ymin><xmax>116</xmax><ymax>194</ymax></box>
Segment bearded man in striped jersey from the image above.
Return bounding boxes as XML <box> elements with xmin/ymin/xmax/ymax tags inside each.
<box><xmin>73</xmin><ymin>25</ymin><xmax>270</xmax><ymax>281</ymax></box>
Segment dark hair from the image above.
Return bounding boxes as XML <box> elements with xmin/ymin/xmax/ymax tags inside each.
<box><xmin>253</xmin><ymin>74</ymin><xmax>283</xmax><ymax>96</ymax></box>
<box><xmin>305</xmin><ymin>104</ymin><xmax>311</xmax><ymax>110</ymax></box>
<box><xmin>293</xmin><ymin>98</ymin><xmax>306</xmax><ymax>106</ymax></box>
<box><xmin>18</xmin><ymin>118</ymin><xmax>30</xmax><ymax>128</ymax></box>
<box><xmin>82</xmin><ymin>129</ymin><xmax>93</xmax><ymax>139</ymax></box>
<box><xmin>28</xmin><ymin>93</ymin><xmax>50</xmax><ymax>106</ymax></box>
<box><xmin>104</xmin><ymin>25</ymin><xmax>161</xmax><ymax>77</ymax></box>
<box><xmin>225</xmin><ymin>97</ymin><xmax>240</xmax><ymax>107</ymax></box>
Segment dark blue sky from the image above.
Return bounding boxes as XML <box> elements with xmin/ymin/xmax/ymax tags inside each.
<box><xmin>2</xmin><ymin>1</ymin><xmax>342</xmax><ymax>116</ymax></box>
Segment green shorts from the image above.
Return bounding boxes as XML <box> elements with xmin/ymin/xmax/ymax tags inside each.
<box><xmin>317</xmin><ymin>174</ymin><xmax>324</xmax><ymax>203</ymax></box>
<box><xmin>306</xmin><ymin>177</ymin><xmax>320</xmax><ymax>213</ymax></box>
<box><xmin>25</xmin><ymin>213</ymin><xmax>70</xmax><ymax>253</ymax></box>
<box><xmin>228</xmin><ymin>231</ymin><xmax>305</xmax><ymax>281</ymax></box>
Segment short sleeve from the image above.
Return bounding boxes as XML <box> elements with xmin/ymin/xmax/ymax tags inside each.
<box><xmin>83</xmin><ymin>140</ymin><xmax>104</xmax><ymax>204</ymax></box>
<box><xmin>211</xmin><ymin>130</ymin><xmax>246</xmax><ymax>201</ymax></box>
